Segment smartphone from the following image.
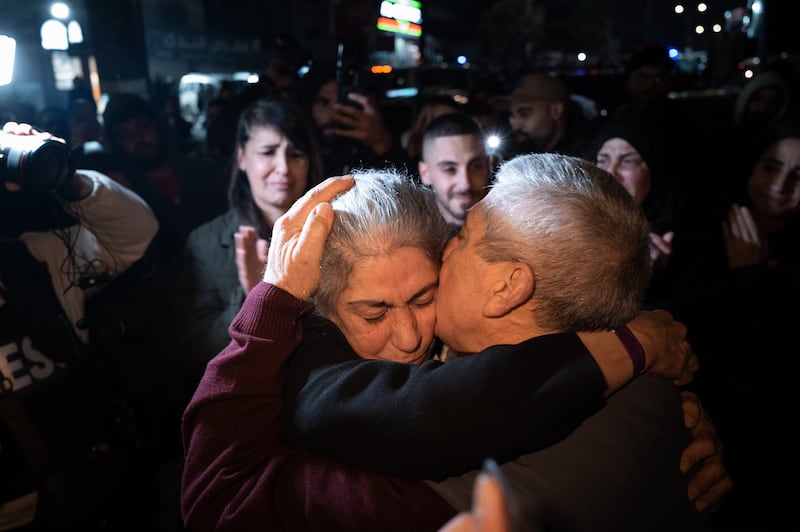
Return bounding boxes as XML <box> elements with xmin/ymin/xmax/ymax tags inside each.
<box><xmin>336</xmin><ymin>42</ymin><xmax>364</xmax><ymax>111</ymax></box>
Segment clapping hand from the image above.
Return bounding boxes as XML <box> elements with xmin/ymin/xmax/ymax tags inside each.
<box><xmin>234</xmin><ymin>225</ymin><xmax>269</xmax><ymax>294</ymax></box>
<box><xmin>649</xmin><ymin>231</ymin><xmax>674</xmax><ymax>271</ymax></box>
<box><xmin>722</xmin><ymin>203</ymin><xmax>766</xmax><ymax>268</ymax></box>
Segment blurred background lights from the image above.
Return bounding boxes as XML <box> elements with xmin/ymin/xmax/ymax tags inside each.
<box><xmin>456</xmin><ymin>55</ymin><xmax>467</xmax><ymax>65</ymax></box>
<box><xmin>67</xmin><ymin>20</ymin><xmax>83</xmax><ymax>43</ymax></box>
<box><xmin>41</xmin><ymin>19</ymin><xmax>69</xmax><ymax>50</ymax></box>
<box><xmin>0</xmin><ymin>35</ymin><xmax>15</xmax><ymax>86</ymax></box>
<box><xmin>577</xmin><ymin>52</ymin><xmax>587</xmax><ymax>62</ymax></box>
<box><xmin>674</xmin><ymin>4</ymin><xmax>685</xmax><ymax>14</ymax></box>
<box><xmin>51</xmin><ymin>2</ymin><xmax>70</xmax><ymax>19</ymax></box>
<box><xmin>697</xmin><ymin>3</ymin><xmax>707</xmax><ymax>13</ymax></box>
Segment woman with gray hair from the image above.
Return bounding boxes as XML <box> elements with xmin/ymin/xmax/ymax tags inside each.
<box><xmin>312</xmin><ymin>167</ymin><xmax>450</xmax><ymax>363</ymax></box>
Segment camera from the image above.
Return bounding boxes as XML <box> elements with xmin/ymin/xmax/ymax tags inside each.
<box><xmin>0</xmin><ymin>131</ymin><xmax>74</xmax><ymax>193</ymax></box>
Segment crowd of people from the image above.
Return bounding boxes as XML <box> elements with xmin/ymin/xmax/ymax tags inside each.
<box><xmin>1</xmin><ymin>39</ymin><xmax>798</xmax><ymax>531</ymax></box>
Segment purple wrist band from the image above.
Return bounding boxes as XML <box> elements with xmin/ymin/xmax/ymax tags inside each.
<box><xmin>614</xmin><ymin>325</ymin><xmax>646</xmax><ymax>375</ymax></box>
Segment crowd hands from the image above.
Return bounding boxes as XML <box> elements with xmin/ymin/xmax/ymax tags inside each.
<box><xmin>5</xmin><ymin>38</ymin><xmax>798</xmax><ymax>531</ymax></box>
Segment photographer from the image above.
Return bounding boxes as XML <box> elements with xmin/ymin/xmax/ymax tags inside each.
<box><xmin>0</xmin><ymin>122</ymin><xmax>158</xmax><ymax>529</ymax></box>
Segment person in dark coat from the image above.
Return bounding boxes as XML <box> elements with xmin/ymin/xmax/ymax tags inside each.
<box><xmin>172</xmin><ymin>96</ymin><xmax>322</xmax><ymax>386</ymax></box>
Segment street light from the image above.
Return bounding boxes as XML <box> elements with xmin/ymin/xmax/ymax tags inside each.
<box><xmin>39</xmin><ymin>2</ymin><xmax>98</xmax><ymax>103</ymax></box>
<box><xmin>41</xmin><ymin>2</ymin><xmax>83</xmax><ymax>51</ymax></box>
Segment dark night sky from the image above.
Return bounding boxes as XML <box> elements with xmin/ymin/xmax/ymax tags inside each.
<box><xmin>423</xmin><ymin>0</ymin><xmax>748</xmax><ymax>50</ymax></box>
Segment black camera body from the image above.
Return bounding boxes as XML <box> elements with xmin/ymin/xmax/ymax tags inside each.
<box><xmin>0</xmin><ymin>131</ymin><xmax>74</xmax><ymax>193</ymax></box>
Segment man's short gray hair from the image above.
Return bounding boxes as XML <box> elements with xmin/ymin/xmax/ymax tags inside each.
<box><xmin>479</xmin><ymin>153</ymin><xmax>652</xmax><ymax>331</ymax></box>
<box><xmin>314</xmin><ymin>168</ymin><xmax>451</xmax><ymax>319</ymax></box>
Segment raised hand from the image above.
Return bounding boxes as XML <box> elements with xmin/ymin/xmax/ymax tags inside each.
<box><xmin>332</xmin><ymin>93</ymin><xmax>394</xmax><ymax>156</ymax></box>
<box><xmin>234</xmin><ymin>225</ymin><xmax>269</xmax><ymax>294</ymax></box>
<box><xmin>438</xmin><ymin>462</ymin><xmax>511</xmax><ymax>532</ymax></box>
<box><xmin>649</xmin><ymin>230</ymin><xmax>674</xmax><ymax>272</ymax></box>
<box><xmin>723</xmin><ymin>203</ymin><xmax>766</xmax><ymax>268</ymax></box>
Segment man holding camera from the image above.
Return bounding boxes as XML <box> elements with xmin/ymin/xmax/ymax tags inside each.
<box><xmin>0</xmin><ymin>122</ymin><xmax>159</xmax><ymax>529</ymax></box>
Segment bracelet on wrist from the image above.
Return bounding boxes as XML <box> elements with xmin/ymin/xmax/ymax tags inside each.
<box><xmin>614</xmin><ymin>325</ymin><xmax>646</xmax><ymax>375</ymax></box>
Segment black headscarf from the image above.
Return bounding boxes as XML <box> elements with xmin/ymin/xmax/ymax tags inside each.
<box><xmin>598</xmin><ymin>107</ymin><xmax>683</xmax><ymax>234</ymax></box>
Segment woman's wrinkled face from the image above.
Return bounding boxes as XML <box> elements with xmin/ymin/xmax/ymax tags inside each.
<box><xmin>330</xmin><ymin>247</ymin><xmax>439</xmax><ymax>364</ymax></box>
<box><xmin>237</xmin><ymin>125</ymin><xmax>309</xmax><ymax>214</ymax></box>
<box><xmin>748</xmin><ymin>137</ymin><xmax>800</xmax><ymax>217</ymax></box>
<box><xmin>596</xmin><ymin>137</ymin><xmax>651</xmax><ymax>207</ymax></box>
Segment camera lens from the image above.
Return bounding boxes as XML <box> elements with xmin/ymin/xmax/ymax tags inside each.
<box><xmin>26</xmin><ymin>140</ymin><xmax>73</xmax><ymax>192</ymax></box>
<box><xmin>0</xmin><ymin>134</ymin><xmax>73</xmax><ymax>193</ymax></box>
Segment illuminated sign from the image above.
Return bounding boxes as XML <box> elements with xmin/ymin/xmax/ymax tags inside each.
<box><xmin>377</xmin><ymin>0</ymin><xmax>422</xmax><ymax>37</ymax></box>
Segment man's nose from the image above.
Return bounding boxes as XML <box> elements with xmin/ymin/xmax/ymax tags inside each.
<box><xmin>454</xmin><ymin>169</ymin><xmax>471</xmax><ymax>190</ymax></box>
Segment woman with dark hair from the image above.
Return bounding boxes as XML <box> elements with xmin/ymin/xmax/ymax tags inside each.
<box><xmin>173</xmin><ymin>96</ymin><xmax>322</xmax><ymax>384</ymax></box>
<box><xmin>669</xmin><ymin>114</ymin><xmax>800</xmax><ymax>531</ymax></box>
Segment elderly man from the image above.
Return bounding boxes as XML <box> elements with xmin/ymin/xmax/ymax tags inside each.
<box><xmin>182</xmin><ymin>159</ymin><xmax>730</xmax><ymax>531</ymax></box>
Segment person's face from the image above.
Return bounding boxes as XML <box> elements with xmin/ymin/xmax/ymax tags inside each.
<box><xmin>331</xmin><ymin>247</ymin><xmax>439</xmax><ymax>364</ymax></box>
<box><xmin>435</xmin><ymin>204</ymin><xmax>497</xmax><ymax>354</ymax></box>
<box><xmin>626</xmin><ymin>66</ymin><xmax>666</xmax><ymax>103</ymax></box>
<box><xmin>508</xmin><ymin>100</ymin><xmax>558</xmax><ymax>151</ymax></box>
<box><xmin>596</xmin><ymin>138</ymin><xmax>651</xmax><ymax>207</ymax></box>
<box><xmin>236</xmin><ymin>125</ymin><xmax>309</xmax><ymax>216</ymax></box>
<box><xmin>748</xmin><ymin>137</ymin><xmax>800</xmax><ymax>217</ymax></box>
<box><xmin>311</xmin><ymin>80</ymin><xmax>337</xmax><ymax>136</ymax></box>
<box><xmin>112</xmin><ymin>115</ymin><xmax>161</xmax><ymax>164</ymax></box>
<box><xmin>418</xmin><ymin>134</ymin><xmax>491</xmax><ymax>226</ymax></box>
<box><xmin>744</xmin><ymin>86</ymin><xmax>785</xmax><ymax>126</ymax></box>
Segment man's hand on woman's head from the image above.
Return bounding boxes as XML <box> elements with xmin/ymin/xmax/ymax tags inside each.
<box><xmin>263</xmin><ymin>175</ymin><xmax>355</xmax><ymax>299</ymax></box>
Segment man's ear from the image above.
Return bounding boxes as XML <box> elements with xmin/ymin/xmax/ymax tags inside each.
<box><xmin>418</xmin><ymin>160</ymin><xmax>431</xmax><ymax>186</ymax></box>
<box><xmin>483</xmin><ymin>263</ymin><xmax>535</xmax><ymax>318</ymax></box>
